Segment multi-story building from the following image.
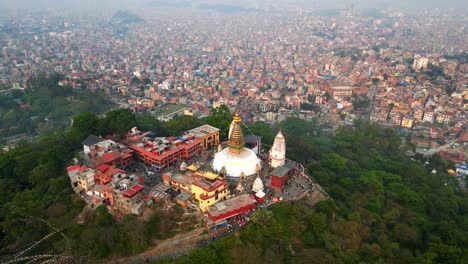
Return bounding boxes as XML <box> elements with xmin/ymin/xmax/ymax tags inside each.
<box><xmin>67</xmin><ymin>163</ymin><xmax>146</xmax><ymax>215</ymax></box>
<box><xmin>191</xmin><ymin>180</ymin><xmax>230</xmax><ymax>212</ymax></box>
<box><xmin>266</xmin><ymin>111</ymin><xmax>277</xmax><ymax>121</ymax></box>
<box><xmin>392</xmin><ymin>114</ymin><xmax>402</xmax><ymax>126</ymax></box>
<box><xmin>92</xmin><ymin>183</ymin><xmax>115</xmax><ymax>206</ymax></box>
<box><xmin>82</xmin><ymin>135</ymin><xmax>133</xmax><ymax>169</ymax></box>
<box><xmin>414</xmin><ymin>109</ymin><xmax>424</xmax><ymax>120</ymax></box>
<box><xmin>423</xmin><ymin>111</ymin><xmax>434</xmax><ymax>123</ymax></box>
<box><xmin>330</xmin><ymin>86</ymin><xmax>353</xmax><ymax>99</ymax></box>
<box><xmin>165</xmin><ymin>172</ymin><xmax>196</xmax><ymax>192</ymax></box>
<box><xmin>412</xmin><ymin>57</ymin><xmax>429</xmax><ymax>71</ymax></box>
<box><xmin>259</xmin><ymin>101</ymin><xmax>269</xmax><ymax>112</ymax></box>
<box><xmin>94</xmin><ymin>164</ymin><xmax>124</xmax><ymax>185</ymax></box>
<box><xmin>67</xmin><ymin>164</ymin><xmax>95</xmax><ymax>193</ymax></box>
<box><xmin>187</xmin><ymin>124</ymin><xmax>220</xmax><ymax>150</ymax></box>
<box><xmin>401</xmin><ymin>116</ymin><xmax>414</xmax><ymax>128</ymax></box>
<box><xmin>436</xmin><ymin>114</ymin><xmax>451</xmax><ymax>124</ymax></box>
<box><xmin>112</xmin><ymin>177</ymin><xmax>145</xmax><ymax>215</ymax></box>
<box><xmin>163</xmin><ymin>170</ymin><xmax>230</xmax><ymax>211</ymax></box>
<box><xmin>130</xmin><ymin>136</ymin><xmax>202</xmax><ymax>169</ymax></box>
<box><xmin>77</xmin><ymin>169</ymin><xmax>95</xmax><ymax>192</ymax></box>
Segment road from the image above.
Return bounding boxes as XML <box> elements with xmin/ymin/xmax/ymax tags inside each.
<box><xmin>365</xmin><ymin>84</ymin><xmax>378</xmax><ymax>120</ymax></box>
<box><xmin>415</xmin><ymin>139</ymin><xmax>458</xmax><ymax>157</ymax></box>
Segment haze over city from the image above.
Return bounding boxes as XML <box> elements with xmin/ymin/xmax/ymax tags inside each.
<box><xmin>0</xmin><ymin>0</ymin><xmax>467</xmax><ymax>263</ymax></box>
<box><xmin>0</xmin><ymin>0</ymin><xmax>467</xmax><ymax>13</ymax></box>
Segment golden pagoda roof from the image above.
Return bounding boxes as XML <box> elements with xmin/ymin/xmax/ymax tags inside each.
<box><xmin>199</xmin><ymin>171</ymin><xmax>220</xmax><ymax>180</ymax></box>
<box><xmin>228</xmin><ymin>112</ymin><xmax>245</xmax><ymax>154</ymax></box>
<box><xmin>187</xmin><ymin>164</ymin><xmax>201</xmax><ymax>171</ymax></box>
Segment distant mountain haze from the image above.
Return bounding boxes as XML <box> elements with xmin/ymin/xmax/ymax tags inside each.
<box><xmin>0</xmin><ymin>0</ymin><xmax>466</xmax><ymax>13</ymax></box>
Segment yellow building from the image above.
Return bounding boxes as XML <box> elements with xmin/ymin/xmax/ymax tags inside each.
<box><xmin>77</xmin><ymin>168</ymin><xmax>95</xmax><ymax>192</ymax></box>
<box><xmin>184</xmin><ymin>109</ymin><xmax>194</xmax><ymax>116</ymax></box>
<box><xmin>436</xmin><ymin>114</ymin><xmax>451</xmax><ymax>124</ymax></box>
<box><xmin>167</xmin><ymin>172</ymin><xmax>195</xmax><ymax>192</ymax></box>
<box><xmin>191</xmin><ymin>180</ymin><xmax>230</xmax><ymax>212</ymax></box>
<box><xmin>401</xmin><ymin>117</ymin><xmax>414</xmax><ymax>128</ymax></box>
<box><xmin>187</xmin><ymin>124</ymin><xmax>220</xmax><ymax>150</ymax></box>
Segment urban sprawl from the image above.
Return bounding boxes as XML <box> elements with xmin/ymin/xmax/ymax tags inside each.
<box><xmin>1</xmin><ymin>8</ymin><xmax>467</xmax><ymax>194</ymax></box>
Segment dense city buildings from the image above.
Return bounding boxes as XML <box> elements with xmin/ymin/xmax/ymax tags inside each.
<box><xmin>1</xmin><ymin>8</ymin><xmax>466</xmax><ymax>157</ymax></box>
<box><xmin>2</xmin><ymin>3</ymin><xmax>468</xmax><ymax>263</ymax></box>
<box><xmin>0</xmin><ymin>0</ymin><xmax>467</xmax><ymax>214</ymax></box>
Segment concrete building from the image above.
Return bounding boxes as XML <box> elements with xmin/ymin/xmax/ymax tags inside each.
<box><xmin>130</xmin><ymin>136</ymin><xmax>202</xmax><ymax>169</ymax></box>
<box><xmin>423</xmin><ymin>111</ymin><xmax>434</xmax><ymax>123</ymax></box>
<box><xmin>330</xmin><ymin>86</ymin><xmax>353</xmax><ymax>99</ymax></box>
<box><xmin>192</xmin><ymin>180</ymin><xmax>230</xmax><ymax>212</ymax></box>
<box><xmin>401</xmin><ymin>116</ymin><xmax>414</xmax><ymax>128</ymax></box>
<box><xmin>187</xmin><ymin>124</ymin><xmax>220</xmax><ymax>150</ymax></box>
<box><xmin>413</xmin><ymin>57</ymin><xmax>429</xmax><ymax>71</ymax></box>
<box><xmin>414</xmin><ymin>109</ymin><xmax>424</xmax><ymax>120</ymax></box>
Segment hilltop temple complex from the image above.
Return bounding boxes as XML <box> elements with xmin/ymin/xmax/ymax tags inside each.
<box><xmin>68</xmin><ymin>113</ymin><xmax>315</xmax><ymax>229</ymax></box>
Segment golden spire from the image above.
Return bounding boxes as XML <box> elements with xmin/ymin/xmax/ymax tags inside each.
<box><xmin>228</xmin><ymin>112</ymin><xmax>245</xmax><ymax>154</ymax></box>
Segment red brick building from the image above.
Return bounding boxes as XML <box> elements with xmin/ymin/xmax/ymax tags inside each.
<box><xmin>206</xmin><ymin>194</ymin><xmax>257</xmax><ymax>222</ymax></box>
<box><xmin>130</xmin><ymin>137</ymin><xmax>201</xmax><ymax>168</ymax></box>
<box><xmin>94</xmin><ymin>164</ymin><xmax>124</xmax><ymax>185</ymax></box>
<box><xmin>270</xmin><ymin>166</ymin><xmax>292</xmax><ymax>189</ymax></box>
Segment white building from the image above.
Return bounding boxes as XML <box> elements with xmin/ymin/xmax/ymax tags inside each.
<box><xmin>423</xmin><ymin>111</ymin><xmax>434</xmax><ymax>123</ymax></box>
<box><xmin>269</xmin><ymin>130</ymin><xmax>286</xmax><ymax>168</ymax></box>
<box><xmin>412</xmin><ymin>57</ymin><xmax>429</xmax><ymax>71</ymax></box>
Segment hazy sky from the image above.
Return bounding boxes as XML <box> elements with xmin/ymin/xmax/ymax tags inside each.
<box><xmin>0</xmin><ymin>0</ymin><xmax>466</xmax><ymax>13</ymax></box>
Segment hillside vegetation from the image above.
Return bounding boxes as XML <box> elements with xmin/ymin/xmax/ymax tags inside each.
<box><xmin>161</xmin><ymin>120</ymin><xmax>468</xmax><ymax>263</ymax></box>
<box><xmin>0</xmin><ymin>109</ymin><xmax>466</xmax><ymax>263</ymax></box>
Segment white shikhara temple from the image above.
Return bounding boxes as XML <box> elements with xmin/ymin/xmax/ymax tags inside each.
<box><xmin>269</xmin><ymin>130</ymin><xmax>286</xmax><ymax>168</ymax></box>
<box><xmin>212</xmin><ymin>113</ymin><xmax>262</xmax><ymax>179</ymax></box>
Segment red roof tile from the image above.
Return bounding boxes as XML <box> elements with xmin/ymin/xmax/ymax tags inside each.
<box><xmin>102</xmin><ymin>150</ymin><xmax>121</xmax><ymax>163</ymax></box>
<box><xmin>96</xmin><ymin>164</ymin><xmax>110</xmax><ymax>172</ymax></box>
<box><xmin>123</xmin><ymin>184</ymin><xmax>144</xmax><ymax>198</ymax></box>
<box><xmin>67</xmin><ymin>164</ymin><xmax>81</xmax><ymax>172</ymax></box>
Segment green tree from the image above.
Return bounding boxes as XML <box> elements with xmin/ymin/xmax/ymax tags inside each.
<box><xmin>202</xmin><ymin>104</ymin><xmax>232</xmax><ymax>139</ymax></box>
<box><xmin>95</xmin><ymin>205</ymin><xmax>113</xmax><ymax>226</ymax></box>
<box><xmin>71</xmin><ymin>112</ymin><xmax>99</xmax><ymax>140</ymax></box>
<box><xmin>100</xmin><ymin>109</ymin><xmax>137</xmax><ymax>137</ymax></box>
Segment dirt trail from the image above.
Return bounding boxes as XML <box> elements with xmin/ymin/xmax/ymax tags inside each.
<box><xmin>110</xmin><ymin>228</ymin><xmax>206</xmax><ymax>264</ymax></box>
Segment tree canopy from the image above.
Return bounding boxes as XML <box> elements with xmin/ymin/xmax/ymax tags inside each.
<box><xmin>165</xmin><ymin>119</ymin><xmax>468</xmax><ymax>264</ymax></box>
<box><xmin>1</xmin><ymin>106</ymin><xmax>466</xmax><ymax>263</ymax></box>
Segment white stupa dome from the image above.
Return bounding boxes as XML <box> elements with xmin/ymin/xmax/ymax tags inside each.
<box><xmin>212</xmin><ymin>147</ymin><xmax>261</xmax><ymax>178</ymax></box>
<box><xmin>212</xmin><ymin>113</ymin><xmax>262</xmax><ymax>178</ymax></box>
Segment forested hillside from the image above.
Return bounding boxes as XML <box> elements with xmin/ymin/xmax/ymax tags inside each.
<box><xmin>160</xmin><ymin>121</ymin><xmax>468</xmax><ymax>263</ymax></box>
<box><xmin>0</xmin><ymin>109</ymin><xmax>466</xmax><ymax>263</ymax></box>
<box><xmin>0</xmin><ymin>73</ymin><xmax>112</xmax><ymax>140</ymax></box>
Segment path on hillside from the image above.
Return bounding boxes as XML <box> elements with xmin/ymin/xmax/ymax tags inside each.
<box><xmin>415</xmin><ymin>138</ymin><xmax>458</xmax><ymax>157</ymax></box>
<box><xmin>111</xmin><ymin>228</ymin><xmax>206</xmax><ymax>264</ymax></box>
<box><xmin>111</xmin><ymin>160</ymin><xmax>328</xmax><ymax>264</ymax></box>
